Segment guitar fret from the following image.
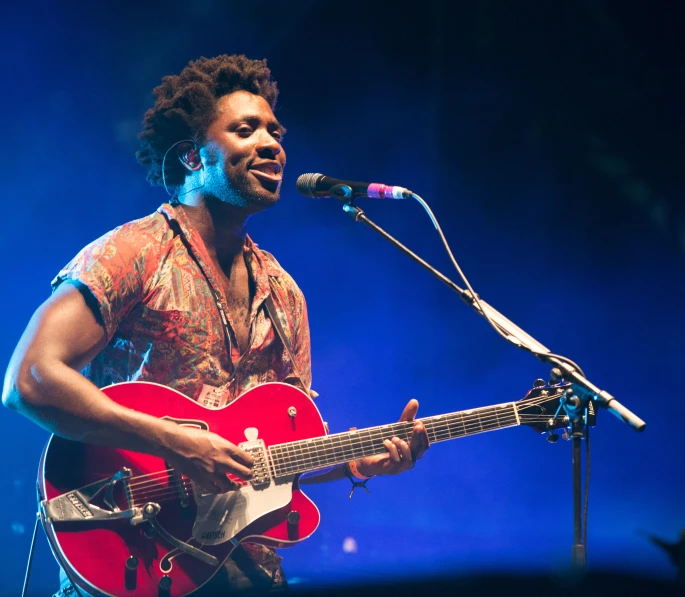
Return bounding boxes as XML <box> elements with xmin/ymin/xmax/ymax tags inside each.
<box><xmin>286</xmin><ymin>442</ymin><xmax>298</xmax><ymax>475</ymax></box>
<box><xmin>425</xmin><ymin>420</ymin><xmax>438</xmax><ymax>444</ymax></box>
<box><xmin>458</xmin><ymin>413</ymin><xmax>468</xmax><ymax>437</ymax></box>
<box><xmin>269</xmin><ymin>402</ymin><xmax>524</xmax><ymax>478</ymax></box>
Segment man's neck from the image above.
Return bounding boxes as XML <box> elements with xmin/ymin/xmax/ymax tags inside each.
<box><xmin>177</xmin><ymin>195</ymin><xmax>250</xmax><ymax>267</ymax></box>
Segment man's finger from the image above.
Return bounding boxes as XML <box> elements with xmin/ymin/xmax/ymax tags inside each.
<box><xmin>222</xmin><ymin>461</ymin><xmax>253</xmax><ymax>481</ymax></box>
<box><xmin>225</xmin><ymin>443</ymin><xmax>255</xmax><ymax>467</ymax></box>
<box><xmin>399</xmin><ymin>399</ymin><xmax>419</xmax><ymax>422</ymax></box>
<box><xmin>384</xmin><ymin>438</ymin><xmax>400</xmax><ymax>463</ymax></box>
<box><xmin>409</xmin><ymin>422</ymin><xmax>428</xmax><ymax>452</ymax></box>
<box><xmin>396</xmin><ymin>438</ymin><xmax>412</xmax><ymax>463</ymax></box>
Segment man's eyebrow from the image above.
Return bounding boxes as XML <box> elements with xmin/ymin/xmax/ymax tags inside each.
<box><xmin>271</xmin><ymin>118</ymin><xmax>287</xmax><ymax>136</ymax></box>
<box><xmin>240</xmin><ymin>115</ymin><xmax>287</xmax><ymax>134</ymax></box>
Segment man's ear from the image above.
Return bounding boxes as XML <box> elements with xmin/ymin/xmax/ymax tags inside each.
<box><xmin>177</xmin><ymin>142</ymin><xmax>202</xmax><ymax>171</ymax></box>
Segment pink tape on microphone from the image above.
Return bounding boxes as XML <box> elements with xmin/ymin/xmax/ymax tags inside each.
<box><xmin>367</xmin><ymin>183</ymin><xmax>387</xmax><ymax>199</ymax></box>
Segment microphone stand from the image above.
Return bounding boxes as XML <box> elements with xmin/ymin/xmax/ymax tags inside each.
<box><xmin>338</xmin><ymin>196</ymin><xmax>646</xmax><ymax>571</ymax></box>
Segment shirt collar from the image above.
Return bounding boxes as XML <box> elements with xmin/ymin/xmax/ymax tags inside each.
<box><xmin>158</xmin><ymin>202</ymin><xmax>283</xmax><ymax>280</ymax></box>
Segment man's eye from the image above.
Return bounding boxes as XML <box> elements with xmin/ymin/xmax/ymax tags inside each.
<box><xmin>236</xmin><ymin>127</ymin><xmax>253</xmax><ymax>136</ymax></box>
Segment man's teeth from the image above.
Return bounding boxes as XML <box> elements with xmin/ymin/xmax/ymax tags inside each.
<box><xmin>251</xmin><ymin>166</ymin><xmax>281</xmax><ymax>177</ymax></box>
<box><xmin>252</xmin><ymin>165</ymin><xmax>279</xmax><ymax>173</ymax></box>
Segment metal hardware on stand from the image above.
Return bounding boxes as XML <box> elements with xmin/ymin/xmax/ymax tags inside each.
<box><xmin>551</xmin><ymin>367</ymin><xmax>595</xmax><ymax>571</ymax></box>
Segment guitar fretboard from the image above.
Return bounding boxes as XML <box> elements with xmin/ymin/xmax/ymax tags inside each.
<box><xmin>268</xmin><ymin>402</ymin><xmax>519</xmax><ymax>478</ymax></box>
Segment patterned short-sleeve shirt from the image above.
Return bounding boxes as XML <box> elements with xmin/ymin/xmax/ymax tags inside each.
<box><xmin>52</xmin><ymin>203</ymin><xmax>312</xmax><ymax>403</ymax></box>
<box><xmin>51</xmin><ymin>202</ymin><xmax>313</xmax><ymax>584</ymax></box>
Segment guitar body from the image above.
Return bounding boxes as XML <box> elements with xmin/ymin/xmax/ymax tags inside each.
<box><xmin>37</xmin><ymin>376</ymin><xmax>571</xmax><ymax>597</ymax></box>
<box><xmin>38</xmin><ymin>382</ymin><xmax>324</xmax><ymax>597</ymax></box>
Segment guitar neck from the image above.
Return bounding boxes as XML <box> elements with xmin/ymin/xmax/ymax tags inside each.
<box><xmin>268</xmin><ymin>401</ymin><xmax>520</xmax><ymax>478</ymax></box>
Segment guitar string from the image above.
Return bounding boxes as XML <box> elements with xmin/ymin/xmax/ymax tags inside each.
<box><xmin>123</xmin><ymin>412</ymin><xmax>560</xmax><ymax>503</ymax></box>
<box><xmin>265</xmin><ymin>392</ymin><xmax>562</xmax><ymax>468</ymax></box>
<box><xmin>125</xmin><ymin>413</ymin><xmax>564</xmax><ymax>506</ymax></box>
<box><xmin>123</xmin><ymin>392</ymin><xmax>559</xmax><ymax>488</ymax></box>
<box><xmin>123</xmin><ymin>411</ymin><xmax>510</xmax><ymax>489</ymax></box>
<box><xmin>125</xmin><ymin>388</ymin><xmax>560</xmax><ymax>486</ymax></box>
<box><xmin>124</xmin><ymin>409</ymin><xmax>526</xmax><ymax>490</ymax></box>
<box><xmin>123</xmin><ymin>398</ymin><xmax>562</xmax><ymax>491</ymax></box>
<box><xmin>127</xmin><ymin>413</ymin><xmax>562</xmax><ymax>506</ymax></box>
<box><xmin>123</xmin><ymin>412</ymin><xmax>557</xmax><ymax>495</ymax></box>
<box><xmin>265</xmin><ymin>403</ymin><xmax>540</xmax><ymax>471</ymax></box>
<box><xmin>271</xmin><ymin>420</ymin><xmax>519</xmax><ymax>475</ymax></box>
<box><xmin>125</xmin><ymin>390</ymin><xmax>561</xmax><ymax>482</ymax></box>
<box><xmin>254</xmin><ymin>411</ymin><xmax>559</xmax><ymax>479</ymax></box>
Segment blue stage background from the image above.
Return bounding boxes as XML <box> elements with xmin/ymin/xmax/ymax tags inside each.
<box><xmin>2</xmin><ymin>1</ymin><xmax>683</xmax><ymax>594</ymax></box>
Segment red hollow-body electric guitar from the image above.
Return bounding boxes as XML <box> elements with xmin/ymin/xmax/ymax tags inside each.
<box><xmin>38</xmin><ymin>380</ymin><xmax>575</xmax><ymax>597</ymax></box>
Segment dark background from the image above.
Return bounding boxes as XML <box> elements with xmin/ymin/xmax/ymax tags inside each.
<box><xmin>2</xmin><ymin>0</ymin><xmax>684</xmax><ymax>593</ymax></box>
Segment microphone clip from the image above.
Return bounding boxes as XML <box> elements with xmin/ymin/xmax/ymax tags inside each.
<box><xmin>330</xmin><ymin>184</ymin><xmax>354</xmax><ymax>200</ymax></box>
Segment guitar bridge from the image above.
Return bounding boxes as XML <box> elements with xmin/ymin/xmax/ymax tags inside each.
<box><xmin>238</xmin><ymin>439</ymin><xmax>272</xmax><ymax>489</ymax></box>
<box><xmin>41</xmin><ymin>467</ymin><xmax>137</xmax><ymax>523</ymax></box>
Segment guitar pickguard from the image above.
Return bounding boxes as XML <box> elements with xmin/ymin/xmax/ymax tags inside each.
<box><xmin>192</xmin><ymin>427</ymin><xmax>295</xmax><ymax>545</ymax></box>
<box><xmin>191</xmin><ymin>475</ymin><xmax>295</xmax><ymax>545</ymax></box>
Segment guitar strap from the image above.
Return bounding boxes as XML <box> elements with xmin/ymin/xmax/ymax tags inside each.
<box><xmin>264</xmin><ymin>285</ymin><xmax>306</xmax><ymax>390</ymax></box>
<box><xmin>165</xmin><ymin>219</ymin><xmax>235</xmax><ymax>363</ymax></box>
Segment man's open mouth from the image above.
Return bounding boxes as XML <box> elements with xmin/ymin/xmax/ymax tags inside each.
<box><xmin>249</xmin><ymin>162</ymin><xmax>282</xmax><ymax>183</ymax></box>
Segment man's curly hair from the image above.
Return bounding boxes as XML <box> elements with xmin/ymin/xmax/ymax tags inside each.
<box><xmin>137</xmin><ymin>54</ymin><xmax>279</xmax><ymax>188</ymax></box>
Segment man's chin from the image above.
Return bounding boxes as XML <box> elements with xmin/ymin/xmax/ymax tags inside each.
<box><xmin>242</xmin><ymin>188</ymin><xmax>280</xmax><ymax>212</ymax></box>
<box><xmin>219</xmin><ymin>175</ymin><xmax>281</xmax><ymax>211</ymax></box>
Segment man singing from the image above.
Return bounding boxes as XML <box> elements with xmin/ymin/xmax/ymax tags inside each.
<box><xmin>3</xmin><ymin>54</ymin><xmax>428</xmax><ymax>595</ymax></box>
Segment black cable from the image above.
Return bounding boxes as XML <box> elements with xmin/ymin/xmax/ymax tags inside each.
<box><xmin>22</xmin><ymin>514</ymin><xmax>40</xmax><ymax>597</ymax></box>
<box><xmin>534</xmin><ymin>351</ymin><xmax>587</xmax><ymax>378</ymax></box>
<box><xmin>410</xmin><ymin>193</ymin><xmax>586</xmax><ymax>379</ymax></box>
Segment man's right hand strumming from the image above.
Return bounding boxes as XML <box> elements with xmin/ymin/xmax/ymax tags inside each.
<box><xmin>161</xmin><ymin>425</ymin><xmax>254</xmax><ymax>493</ymax></box>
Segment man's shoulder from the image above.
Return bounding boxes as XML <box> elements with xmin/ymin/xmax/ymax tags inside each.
<box><xmin>88</xmin><ymin>208</ymin><xmax>173</xmax><ymax>253</ymax></box>
<box><xmin>258</xmin><ymin>247</ymin><xmax>285</xmax><ymax>272</ymax></box>
<box><xmin>111</xmin><ymin>208</ymin><xmax>171</xmax><ymax>239</ymax></box>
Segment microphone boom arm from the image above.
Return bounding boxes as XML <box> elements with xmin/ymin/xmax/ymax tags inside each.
<box><xmin>341</xmin><ymin>202</ymin><xmax>645</xmax><ymax>432</ymax></box>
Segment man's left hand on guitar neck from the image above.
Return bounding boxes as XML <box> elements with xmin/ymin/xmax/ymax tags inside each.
<box><xmin>355</xmin><ymin>398</ymin><xmax>429</xmax><ymax>478</ymax></box>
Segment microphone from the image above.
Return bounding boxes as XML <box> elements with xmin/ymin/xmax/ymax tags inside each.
<box><xmin>296</xmin><ymin>173</ymin><xmax>412</xmax><ymax>200</ymax></box>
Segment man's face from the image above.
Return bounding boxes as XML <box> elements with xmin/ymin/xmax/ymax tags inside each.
<box><xmin>200</xmin><ymin>90</ymin><xmax>286</xmax><ymax>211</ymax></box>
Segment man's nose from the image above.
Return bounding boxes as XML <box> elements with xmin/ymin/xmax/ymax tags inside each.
<box><xmin>255</xmin><ymin>130</ymin><xmax>282</xmax><ymax>155</ymax></box>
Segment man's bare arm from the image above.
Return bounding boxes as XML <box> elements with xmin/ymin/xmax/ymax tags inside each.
<box><xmin>2</xmin><ymin>282</ymin><xmax>252</xmax><ymax>493</ymax></box>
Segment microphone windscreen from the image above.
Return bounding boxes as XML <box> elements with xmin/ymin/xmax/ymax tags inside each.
<box><xmin>295</xmin><ymin>173</ymin><xmax>323</xmax><ymax>198</ymax></box>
